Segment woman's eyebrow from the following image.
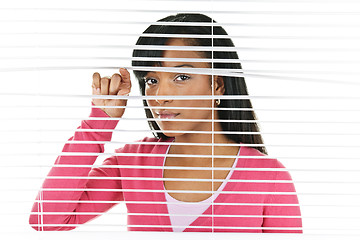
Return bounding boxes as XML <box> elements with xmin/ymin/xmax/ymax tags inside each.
<box><xmin>145</xmin><ymin>64</ymin><xmax>195</xmax><ymax>75</ymax></box>
<box><xmin>174</xmin><ymin>64</ymin><xmax>195</xmax><ymax>68</ymax></box>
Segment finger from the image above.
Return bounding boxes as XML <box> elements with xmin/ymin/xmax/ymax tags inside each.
<box><xmin>100</xmin><ymin>77</ymin><xmax>110</xmax><ymax>95</ymax></box>
<box><xmin>117</xmin><ymin>88</ymin><xmax>130</xmax><ymax>96</ymax></box>
<box><xmin>92</xmin><ymin>85</ymin><xmax>99</xmax><ymax>95</ymax></box>
<box><xmin>119</xmin><ymin>68</ymin><xmax>131</xmax><ymax>88</ymax></box>
<box><xmin>92</xmin><ymin>86</ymin><xmax>101</xmax><ymax>106</ymax></box>
<box><xmin>92</xmin><ymin>72</ymin><xmax>101</xmax><ymax>89</ymax></box>
<box><xmin>109</xmin><ymin>74</ymin><xmax>121</xmax><ymax>95</ymax></box>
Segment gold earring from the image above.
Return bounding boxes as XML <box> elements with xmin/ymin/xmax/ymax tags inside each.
<box><xmin>216</xmin><ymin>99</ymin><xmax>221</xmax><ymax>106</ymax></box>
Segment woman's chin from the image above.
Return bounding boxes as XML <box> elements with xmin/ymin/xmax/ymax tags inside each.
<box><xmin>156</xmin><ymin>123</ymin><xmax>184</xmax><ymax>138</ymax></box>
<box><xmin>158</xmin><ymin>126</ymin><xmax>187</xmax><ymax>138</ymax></box>
<box><xmin>161</xmin><ymin>131</ymin><xmax>183</xmax><ymax>138</ymax></box>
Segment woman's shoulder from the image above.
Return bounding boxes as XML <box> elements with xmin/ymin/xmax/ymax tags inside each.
<box><xmin>239</xmin><ymin>145</ymin><xmax>285</xmax><ymax>169</ymax></box>
<box><xmin>237</xmin><ymin>146</ymin><xmax>292</xmax><ymax>181</ymax></box>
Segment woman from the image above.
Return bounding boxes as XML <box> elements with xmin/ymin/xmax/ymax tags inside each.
<box><xmin>29</xmin><ymin>13</ymin><xmax>302</xmax><ymax>233</ymax></box>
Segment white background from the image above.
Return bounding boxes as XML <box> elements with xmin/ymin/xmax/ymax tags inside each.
<box><xmin>0</xmin><ymin>0</ymin><xmax>360</xmax><ymax>237</ymax></box>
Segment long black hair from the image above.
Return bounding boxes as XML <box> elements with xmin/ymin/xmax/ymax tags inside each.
<box><xmin>132</xmin><ymin>13</ymin><xmax>267</xmax><ymax>155</ymax></box>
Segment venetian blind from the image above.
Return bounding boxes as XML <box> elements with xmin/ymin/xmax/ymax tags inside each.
<box><xmin>1</xmin><ymin>0</ymin><xmax>360</xmax><ymax>239</ymax></box>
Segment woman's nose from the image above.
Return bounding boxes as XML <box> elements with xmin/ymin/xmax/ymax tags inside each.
<box><xmin>154</xmin><ymin>82</ymin><xmax>173</xmax><ymax>105</ymax></box>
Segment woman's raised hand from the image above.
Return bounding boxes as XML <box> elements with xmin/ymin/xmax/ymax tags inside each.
<box><xmin>91</xmin><ymin>68</ymin><xmax>131</xmax><ymax>118</ymax></box>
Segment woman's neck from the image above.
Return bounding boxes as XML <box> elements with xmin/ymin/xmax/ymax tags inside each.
<box><xmin>168</xmin><ymin>122</ymin><xmax>239</xmax><ymax>167</ymax></box>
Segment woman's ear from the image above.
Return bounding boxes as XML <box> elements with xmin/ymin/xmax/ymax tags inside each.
<box><xmin>214</xmin><ymin>76</ymin><xmax>225</xmax><ymax>95</ymax></box>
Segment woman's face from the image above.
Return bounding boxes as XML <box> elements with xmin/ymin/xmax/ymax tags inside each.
<box><xmin>145</xmin><ymin>38</ymin><xmax>224</xmax><ymax>138</ymax></box>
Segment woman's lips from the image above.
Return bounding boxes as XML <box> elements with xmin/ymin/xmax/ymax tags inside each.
<box><xmin>155</xmin><ymin>110</ymin><xmax>180</xmax><ymax>119</ymax></box>
<box><xmin>159</xmin><ymin>114</ymin><xmax>179</xmax><ymax>119</ymax></box>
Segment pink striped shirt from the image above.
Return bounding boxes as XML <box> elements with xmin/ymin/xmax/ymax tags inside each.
<box><xmin>29</xmin><ymin>106</ymin><xmax>302</xmax><ymax>233</ymax></box>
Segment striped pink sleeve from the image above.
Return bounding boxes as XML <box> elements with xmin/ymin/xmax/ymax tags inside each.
<box><xmin>29</xmin><ymin>105</ymin><xmax>123</xmax><ymax>231</ymax></box>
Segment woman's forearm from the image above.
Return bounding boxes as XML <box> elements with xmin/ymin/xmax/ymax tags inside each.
<box><xmin>29</xmin><ymin>106</ymin><xmax>119</xmax><ymax>231</ymax></box>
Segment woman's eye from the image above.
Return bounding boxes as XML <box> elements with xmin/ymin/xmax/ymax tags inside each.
<box><xmin>175</xmin><ymin>74</ymin><xmax>191</xmax><ymax>81</ymax></box>
<box><xmin>144</xmin><ymin>78</ymin><xmax>158</xmax><ymax>85</ymax></box>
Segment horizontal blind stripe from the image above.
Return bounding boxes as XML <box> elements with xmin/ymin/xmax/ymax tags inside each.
<box><xmin>6</xmin><ymin>188</ymin><xmax>358</xmax><ymax>196</ymax></box>
<box><xmin>2</xmin><ymin>56</ymin><xmax>359</xmax><ymax>64</ymax></box>
<box><xmin>1</xmin><ymin>118</ymin><xmax>358</xmax><ymax>125</ymax></box>
<box><xmin>1</xmin><ymin>67</ymin><xmax>359</xmax><ymax>76</ymax></box>
<box><xmin>2</xmin><ymin>141</ymin><xmax>360</xmax><ymax>148</ymax></box>
<box><xmin>3</xmin><ymin>233</ymin><xmax>360</xmax><ymax>240</ymax></box>
<box><xmin>11</xmin><ymin>223</ymin><xmax>350</xmax><ymax>232</ymax></box>
<box><xmin>3</xmin><ymin>33</ymin><xmax>360</xmax><ymax>40</ymax></box>
<box><xmin>4</xmin><ymin>23</ymin><xmax>355</xmax><ymax>29</ymax></box>
<box><xmin>3</xmin><ymin>152</ymin><xmax>360</xmax><ymax>160</ymax></box>
<box><xmin>2</xmin><ymin>8</ymin><xmax>360</xmax><ymax>15</ymax></box>
<box><xmin>2</xmin><ymin>130</ymin><xmax>358</xmax><ymax>136</ymax></box>
<box><xmin>11</xmin><ymin>214</ymin><xmax>343</xmax><ymax>221</ymax></box>
<box><xmin>3</xmin><ymin>120</ymin><xmax>359</xmax><ymax>126</ymax></box>
<box><xmin>8</xmin><ymin>200</ymin><xmax>360</xmax><ymax>208</ymax></box>
<box><xmin>1</xmin><ymin>165</ymin><xmax>358</xmax><ymax>172</ymax></box>
<box><xmin>28</xmin><ymin>201</ymin><xmax>360</xmax><ymax>208</ymax></box>
<box><xmin>26</xmin><ymin>212</ymin><xmax>304</xmax><ymax>218</ymax></box>
<box><xmin>2</xmin><ymin>201</ymin><xmax>303</xmax><ymax>206</ymax></box>
<box><xmin>22</xmin><ymin>212</ymin><xmax>358</xmax><ymax>220</ymax></box>
<box><xmin>4</xmin><ymin>176</ymin><xmax>360</xmax><ymax>184</ymax></box>
<box><xmin>2</xmin><ymin>20</ymin><xmax>360</xmax><ymax>28</ymax></box>
<box><xmin>1</xmin><ymin>0</ymin><xmax>356</xmax><ymax>2</ymax></box>
<box><xmin>1</xmin><ymin>93</ymin><xmax>358</xmax><ymax>99</ymax></box>
<box><xmin>88</xmin><ymin>0</ymin><xmax>360</xmax><ymax>2</ymax></box>
<box><xmin>28</xmin><ymin>224</ymin><xmax>304</xmax><ymax>231</ymax></box>
<box><xmin>2</xmin><ymin>200</ymin><xmax>347</xmax><ymax>207</ymax></box>
<box><xmin>3</xmin><ymin>106</ymin><xmax>360</xmax><ymax>112</ymax></box>
<box><xmin>3</xmin><ymin>45</ymin><xmax>360</xmax><ymax>52</ymax></box>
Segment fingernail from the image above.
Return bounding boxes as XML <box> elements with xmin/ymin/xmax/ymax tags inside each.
<box><xmin>96</xmin><ymin>88</ymin><xmax>100</xmax><ymax>94</ymax></box>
